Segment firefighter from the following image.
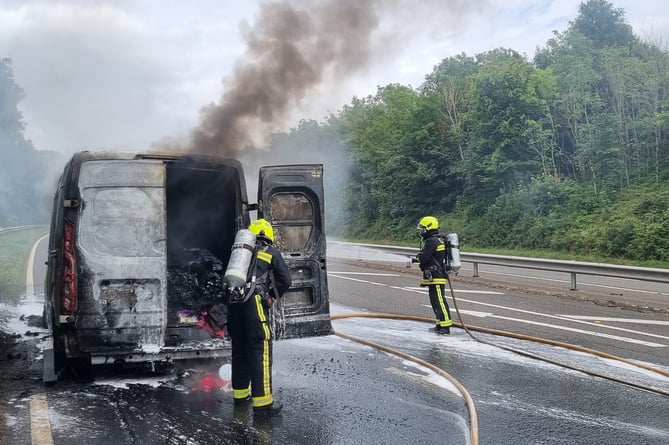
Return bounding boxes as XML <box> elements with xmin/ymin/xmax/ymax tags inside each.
<box><xmin>227</xmin><ymin>218</ymin><xmax>292</xmax><ymax>415</ymax></box>
<box><xmin>416</xmin><ymin>216</ymin><xmax>453</xmax><ymax>335</ymax></box>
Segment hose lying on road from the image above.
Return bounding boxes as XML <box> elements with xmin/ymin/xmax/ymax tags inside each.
<box><xmin>331</xmin><ymin>279</ymin><xmax>669</xmax><ymax>399</ymax></box>
<box><xmin>334</xmin><ymin>330</ymin><xmax>479</xmax><ymax>445</ymax></box>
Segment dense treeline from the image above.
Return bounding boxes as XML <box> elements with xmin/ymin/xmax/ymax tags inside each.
<box><xmin>266</xmin><ymin>0</ymin><xmax>669</xmax><ymax>262</ymax></box>
<box><xmin>0</xmin><ymin>58</ymin><xmax>57</xmax><ymax>226</ymax></box>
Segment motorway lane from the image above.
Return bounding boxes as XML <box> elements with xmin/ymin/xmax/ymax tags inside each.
<box><xmin>326</xmin><ymin>257</ymin><xmax>669</xmax><ymax>369</ymax></box>
<box><xmin>2</xmin><ymin>236</ymin><xmax>668</xmax><ymax>444</ymax></box>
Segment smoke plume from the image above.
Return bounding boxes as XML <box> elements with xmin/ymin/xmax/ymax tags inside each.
<box><xmin>188</xmin><ymin>0</ymin><xmax>379</xmax><ymax>156</ymax></box>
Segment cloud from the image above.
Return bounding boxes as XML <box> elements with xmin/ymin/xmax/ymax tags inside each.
<box><xmin>0</xmin><ymin>3</ymin><xmax>172</xmax><ymax>152</ymax></box>
<box><xmin>0</xmin><ymin>0</ymin><xmax>668</xmax><ymax>156</ymax></box>
<box><xmin>0</xmin><ymin>1</ymin><xmax>252</xmax><ymax>154</ymax></box>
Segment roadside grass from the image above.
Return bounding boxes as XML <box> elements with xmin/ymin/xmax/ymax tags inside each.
<box><xmin>0</xmin><ymin>228</ymin><xmax>48</xmax><ymax>305</ymax></box>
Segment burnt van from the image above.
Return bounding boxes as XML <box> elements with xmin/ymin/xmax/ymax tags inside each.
<box><xmin>43</xmin><ymin>151</ymin><xmax>332</xmax><ymax>382</ymax></box>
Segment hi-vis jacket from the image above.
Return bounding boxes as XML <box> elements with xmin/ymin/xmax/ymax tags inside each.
<box><xmin>418</xmin><ymin>230</ymin><xmax>448</xmax><ymax>286</ymax></box>
<box><xmin>254</xmin><ymin>245</ymin><xmax>292</xmax><ymax>297</ymax></box>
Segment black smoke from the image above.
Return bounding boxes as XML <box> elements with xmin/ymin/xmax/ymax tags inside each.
<box><xmin>188</xmin><ymin>0</ymin><xmax>379</xmax><ymax>156</ymax></box>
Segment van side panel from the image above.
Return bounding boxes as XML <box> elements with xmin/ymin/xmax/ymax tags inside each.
<box><xmin>75</xmin><ymin>160</ymin><xmax>167</xmax><ymax>353</ymax></box>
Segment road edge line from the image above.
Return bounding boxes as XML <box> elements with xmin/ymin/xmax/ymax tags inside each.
<box><xmin>29</xmin><ymin>393</ymin><xmax>54</xmax><ymax>445</ymax></box>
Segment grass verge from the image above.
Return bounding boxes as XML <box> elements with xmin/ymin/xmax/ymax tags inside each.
<box><xmin>0</xmin><ymin>228</ymin><xmax>48</xmax><ymax>305</ymax></box>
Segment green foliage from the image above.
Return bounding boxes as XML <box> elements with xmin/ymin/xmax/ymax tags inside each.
<box><xmin>465</xmin><ymin>178</ymin><xmax>669</xmax><ymax>262</ymax></box>
<box><xmin>318</xmin><ymin>0</ymin><xmax>669</xmax><ymax>262</ymax></box>
<box><xmin>600</xmin><ymin>186</ymin><xmax>669</xmax><ymax>260</ymax></box>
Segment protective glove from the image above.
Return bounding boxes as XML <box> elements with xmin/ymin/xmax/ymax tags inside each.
<box><xmin>422</xmin><ymin>269</ymin><xmax>432</xmax><ymax>281</ymax></box>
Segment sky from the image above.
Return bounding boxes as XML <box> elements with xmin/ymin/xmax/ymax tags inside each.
<box><xmin>1</xmin><ymin>0</ymin><xmax>668</xmax><ymax>156</ymax></box>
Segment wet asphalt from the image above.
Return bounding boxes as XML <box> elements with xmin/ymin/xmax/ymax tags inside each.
<box><xmin>3</xmin><ymin>306</ymin><xmax>668</xmax><ymax>445</ymax></box>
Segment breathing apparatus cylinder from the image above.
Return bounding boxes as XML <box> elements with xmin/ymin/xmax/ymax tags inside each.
<box><xmin>223</xmin><ymin>229</ymin><xmax>256</xmax><ymax>302</ymax></box>
<box><xmin>447</xmin><ymin>233</ymin><xmax>461</xmax><ymax>273</ymax></box>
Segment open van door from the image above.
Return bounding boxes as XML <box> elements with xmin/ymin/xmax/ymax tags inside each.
<box><xmin>257</xmin><ymin>164</ymin><xmax>333</xmax><ymax>339</ymax></box>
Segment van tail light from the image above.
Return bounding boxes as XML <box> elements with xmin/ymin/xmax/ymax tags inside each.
<box><xmin>61</xmin><ymin>219</ymin><xmax>78</xmax><ymax>313</ymax></box>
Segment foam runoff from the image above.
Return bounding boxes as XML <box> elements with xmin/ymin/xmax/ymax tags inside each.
<box><xmin>0</xmin><ymin>294</ymin><xmax>48</xmax><ymax>339</ymax></box>
<box><xmin>329</xmin><ymin>304</ymin><xmax>669</xmax><ymax>390</ymax></box>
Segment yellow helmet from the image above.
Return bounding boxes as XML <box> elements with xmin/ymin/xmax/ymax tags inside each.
<box><xmin>417</xmin><ymin>216</ymin><xmax>439</xmax><ymax>235</ymax></box>
<box><xmin>249</xmin><ymin>218</ymin><xmax>274</xmax><ymax>243</ymax></box>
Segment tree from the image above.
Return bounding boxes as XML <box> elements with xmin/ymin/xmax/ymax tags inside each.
<box><xmin>570</xmin><ymin>0</ymin><xmax>635</xmax><ymax>49</ymax></box>
<box><xmin>421</xmin><ymin>54</ymin><xmax>479</xmax><ymax>163</ymax></box>
<box><xmin>1</xmin><ymin>58</ymin><xmax>35</xmax><ymax>225</ymax></box>
<box><xmin>522</xmin><ymin>68</ymin><xmax>561</xmax><ymax>178</ymax></box>
<box><xmin>0</xmin><ymin>57</ymin><xmax>55</xmax><ymax>225</ymax></box>
<box><xmin>463</xmin><ymin>49</ymin><xmax>543</xmax><ymax>212</ymax></box>
<box><xmin>0</xmin><ymin>58</ymin><xmax>27</xmax><ymax>144</ymax></box>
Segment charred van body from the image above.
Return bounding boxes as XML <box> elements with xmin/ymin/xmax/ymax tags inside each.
<box><xmin>43</xmin><ymin>151</ymin><xmax>331</xmax><ymax>382</ymax></box>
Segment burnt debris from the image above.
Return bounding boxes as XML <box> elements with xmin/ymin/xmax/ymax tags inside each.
<box><xmin>167</xmin><ymin>248</ymin><xmax>226</xmax><ymax>324</ymax></box>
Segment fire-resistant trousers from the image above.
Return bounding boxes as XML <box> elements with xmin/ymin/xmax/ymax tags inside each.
<box><xmin>427</xmin><ymin>283</ymin><xmax>453</xmax><ymax>328</ymax></box>
<box><xmin>227</xmin><ymin>293</ymin><xmax>274</xmax><ymax>408</ymax></box>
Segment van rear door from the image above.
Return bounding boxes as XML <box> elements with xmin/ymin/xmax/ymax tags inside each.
<box><xmin>257</xmin><ymin>164</ymin><xmax>332</xmax><ymax>339</ymax></box>
<box><xmin>76</xmin><ymin>160</ymin><xmax>167</xmax><ymax>352</ymax></box>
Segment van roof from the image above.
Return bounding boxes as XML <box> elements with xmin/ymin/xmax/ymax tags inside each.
<box><xmin>68</xmin><ymin>150</ymin><xmax>243</xmax><ymax>167</ymax></box>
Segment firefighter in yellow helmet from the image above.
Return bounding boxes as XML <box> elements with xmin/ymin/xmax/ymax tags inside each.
<box><xmin>227</xmin><ymin>218</ymin><xmax>292</xmax><ymax>416</ymax></box>
<box><xmin>416</xmin><ymin>216</ymin><xmax>453</xmax><ymax>335</ymax></box>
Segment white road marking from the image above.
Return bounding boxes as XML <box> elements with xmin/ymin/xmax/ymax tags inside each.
<box><xmin>25</xmin><ymin>235</ymin><xmax>48</xmax><ymax>297</ymax></box>
<box><xmin>452</xmin><ymin>309</ymin><xmax>494</xmax><ymax>318</ymax></box>
<box><xmin>559</xmin><ymin>316</ymin><xmax>669</xmax><ymax>326</ymax></box>
<box><xmin>331</xmin><ymin>272</ymin><xmax>669</xmax><ymax>345</ymax></box>
<box><xmin>330</xmin><ymin>274</ymin><xmax>386</xmax><ymax>286</ymax></box>
<box><xmin>30</xmin><ymin>393</ymin><xmax>54</xmax><ymax>445</ymax></box>
<box><xmin>452</xmin><ymin>309</ymin><xmax>666</xmax><ymax>347</ymax></box>
<box><xmin>403</xmin><ymin>286</ymin><xmax>504</xmax><ymax>295</ymax></box>
<box><xmin>328</xmin><ymin>271</ymin><xmax>400</xmax><ymax>276</ymax></box>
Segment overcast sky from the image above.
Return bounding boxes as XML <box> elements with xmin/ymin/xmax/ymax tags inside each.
<box><xmin>1</xmin><ymin>0</ymin><xmax>668</xmax><ymax>155</ymax></box>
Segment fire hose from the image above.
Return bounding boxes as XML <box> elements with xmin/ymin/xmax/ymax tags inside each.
<box><xmin>331</xmin><ymin>277</ymin><xmax>669</xmax><ymax>445</ymax></box>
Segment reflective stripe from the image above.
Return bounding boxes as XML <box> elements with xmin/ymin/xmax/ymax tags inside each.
<box><xmin>255</xmin><ymin>294</ymin><xmax>267</xmax><ymax>322</ymax></box>
<box><xmin>253</xmin><ymin>394</ymin><xmax>273</xmax><ymax>408</ymax></box>
<box><xmin>436</xmin><ymin>244</ymin><xmax>445</xmax><ymax>251</ymax></box>
<box><xmin>233</xmin><ymin>386</ymin><xmax>251</xmax><ymax>400</ymax></box>
<box><xmin>420</xmin><ymin>278</ymin><xmax>448</xmax><ymax>285</ymax></box>
<box><xmin>257</xmin><ymin>250</ymin><xmax>273</xmax><ymax>264</ymax></box>
<box><xmin>261</xmin><ymin>320</ymin><xmax>272</xmax><ymax>397</ymax></box>
<box><xmin>436</xmin><ymin>285</ymin><xmax>453</xmax><ymax>326</ymax></box>
<box><xmin>254</xmin><ymin>294</ymin><xmax>273</xmax><ymax>403</ymax></box>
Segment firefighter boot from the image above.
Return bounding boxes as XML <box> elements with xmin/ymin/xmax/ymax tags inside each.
<box><xmin>428</xmin><ymin>326</ymin><xmax>450</xmax><ymax>335</ymax></box>
<box><xmin>234</xmin><ymin>395</ymin><xmax>251</xmax><ymax>406</ymax></box>
<box><xmin>253</xmin><ymin>401</ymin><xmax>283</xmax><ymax>417</ymax></box>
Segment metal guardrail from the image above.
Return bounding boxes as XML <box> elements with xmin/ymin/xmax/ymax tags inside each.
<box><xmin>0</xmin><ymin>225</ymin><xmax>48</xmax><ymax>236</ymax></box>
<box><xmin>329</xmin><ymin>241</ymin><xmax>669</xmax><ymax>290</ymax></box>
